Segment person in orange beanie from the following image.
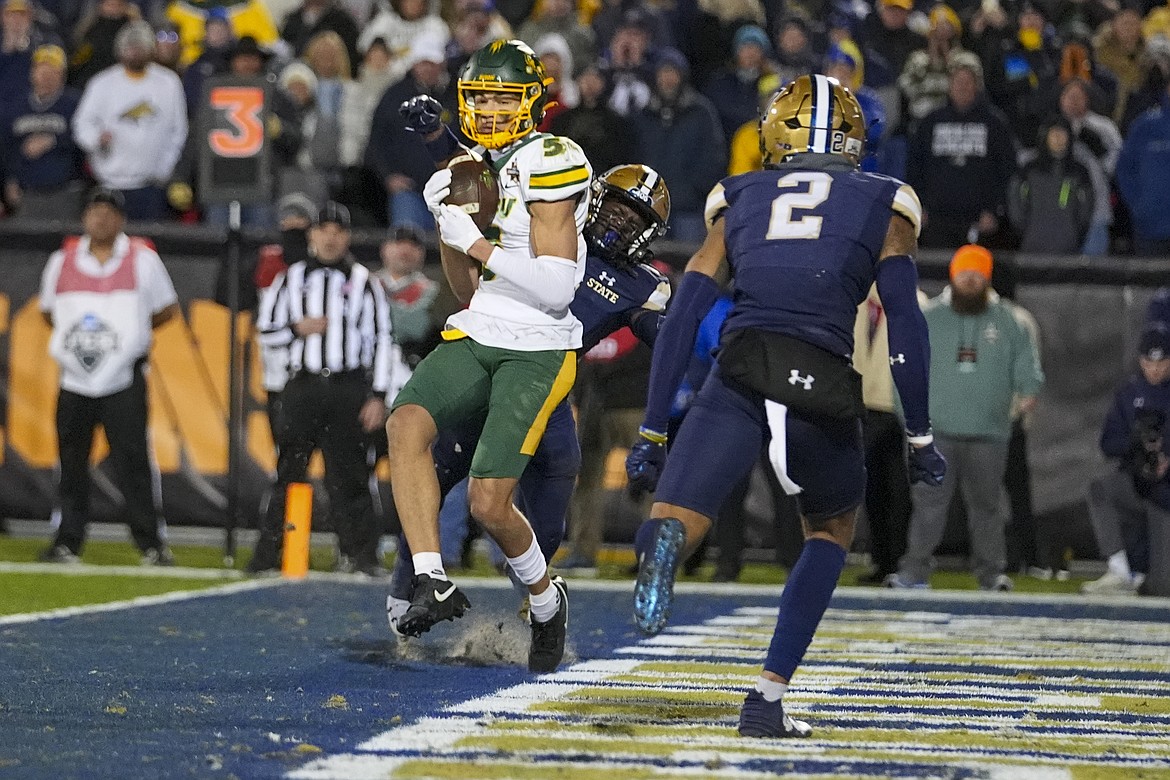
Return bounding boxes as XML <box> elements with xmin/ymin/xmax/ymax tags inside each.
<box><xmin>888</xmin><ymin>244</ymin><xmax>1044</xmax><ymax>591</ymax></box>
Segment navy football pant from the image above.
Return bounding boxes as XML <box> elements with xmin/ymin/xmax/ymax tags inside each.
<box><xmin>655</xmin><ymin>368</ymin><xmax>865</xmax><ymax>524</ymax></box>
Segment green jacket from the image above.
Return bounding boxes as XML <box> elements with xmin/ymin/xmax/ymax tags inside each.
<box><xmin>923</xmin><ymin>288</ymin><xmax>1044</xmax><ymax>440</ymax></box>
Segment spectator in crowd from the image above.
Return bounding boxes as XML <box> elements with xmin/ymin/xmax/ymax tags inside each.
<box><xmin>632</xmin><ymin>47</ymin><xmax>725</xmax><ymax>241</ymax></box>
<box><xmin>858</xmin><ymin>0</ymin><xmax>925</xmax><ymax>89</ymax></box>
<box><xmin>517</xmin><ymin>0</ymin><xmax>594</xmax><ymax>73</ymax></box>
<box><xmin>303</xmin><ymin>29</ymin><xmax>351</xmax><ymax>119</ymax></box>
<box><xmin>376</xmin><ymin>224</ymin><xmax>439</xmax><ymax>365</ymax></box>
<box><xmin>1115</xmin><ymin>75</ymin><xmax>1170</xmax><ymax>255</ymax></box>
<box><xmin>280</xmin><ymin>0</ymin><xmax>359</xmax><ymax>76</ymax></box>
<box><xmin>1122</xmin><ymin>34</ymin><xmax>1170</xmax><ymax>129</ymax></box>
<box><xmin>591</xmin><ymin>0</ymin><xmax>671</xmax><ymax>56</ymax></box>
<box><xmin>973</xmin><ymin>0</ymin><xmax>1060</xmax><ymax>143</ymax></box>
<box><xmin>1082</xmin><ymin>323</ymin><xmax>1170</xmax><ymax>597</ymax></box>
<box><xmin>1008</xmin><ymin>115</ymin><xmax>1096</xmax><ymax>254</ymax></box>
<box><xmin>1060</xmin><ymin>78</ymin><xmax>1123</xmax><ymax>176</ymax></box>
<box><xmin>548</xmin><ymin>61</ymin><xmax>634</xmax><ymax>176</ymax></box>
<box><xmin>898</xmin><ymin>4</ymin><xmax>966</xmax><ymax>129</ymax></box>
<box><xmin>726</xmin><ymin>78</ymin><xmax>777</xmax><ymax>175</ymax></box>
<box><xmin>703</xmin><ymin>23</ymin><xmax>773</xmax><ymax>142</ymax></box>
<box><xmin>250</xmin><ymin>202</ymin><xmax>394</xmax><ymax>575</ymax></box>
<box><xmin>365</xmin><ymin>33</ymin><xmax>453</xmax><ymax>231</ymax></box>
<box><xmin>445</xmin><ymin>0</ymin><xmax>512</xmax><ymax>53</ymax></box>
<box><xmin>1</xmin><ymin>0</ymin><xmax>59</xmax><ymax>106</ymax></box>
<box><xmin>683</xmin><ymin>0</ymin><xmax>766</xmax><ymax>89</ymax></box>
<box><xmin>72</xmin><ymin>20</ymin><xmax>187</xmax><ymax>221</ymax></box>
<box><xmin>907</xmin><ymin>56</ymin><xmax>1017</xmax><ymax>248</ymax></box>
<box><xmin>165</xmin><ymin>0</ymin><xmax>279</xmax><ymax>70</ymax></box>
<box><xmin>2</xmin><ymin>44</ymin><xmax>84</xmax><ymax>221</ymax></box>
<box><xmin>771</xmin><ymin>16</ymin><xmax>817</xmax><ymax>88</ymax></box>
<box><xmin>603</xmin><ymin>10</ymin><xmax>655</xmax><ymax>116</ymax></box>
<box><xmin>823</xmin><ymin>41</ymin><xmax>884</xmax><ymax>172</ymax></box>
<box><xmin>358</xmin><ymin>0</ymin><xmax>449</xmax><ymax>84</ymax></box>
<box><xmin>534</xmin><ymin>32</ymin><xmax>577</xmax><ymax>128</ymax></box>
<box><xmin>181</xmin><ymin>6</ymin><xmax>233</xmax><ymax>111</ymax></box>
<box><xmin>852</xmin><ymin>284</ymin><xmax>913</xmax><ymax>585</ymax></box>
<box><xmin>338</xmin><ymin>35</ymin><xmax>392</xmax><ymax>169</ymax></box>
<box><xmin>276</xmin><ymin>60</ymin><xmax>341</xmax><ymax>206</ymax></box>
<box><xmin>444</xmin><ymin>0</ymin><xmax>492</xmax><ymax>74</ymax></box>
<box><xmin>1094</xmin><ymin>4</ymin><xmax>1149</xmax><ymax>127</ymax></box>
<box><xmin>154</xmin><ymin>21</ymin><xmax>181</xmax><ymax>71</ymax></box>
<box><xmin>890</xmin><ymin>245</ymin><xmax>1043</xmax><ymax>591</ymax></box>
<box><xmin>37</xmin><ymin>188</ymin><xmax>179</xmax><ymax>565</ymax></box>
<box><xmin>69</xmin><ymin>0</ymin><xmax>136</xmax><ymax>87</ymax></box>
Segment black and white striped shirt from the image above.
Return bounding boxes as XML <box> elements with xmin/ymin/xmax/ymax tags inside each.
<box><xmin>257</xmin><ymin>256</ymin><xmax>394</xmax><ymax>396</ymax></box>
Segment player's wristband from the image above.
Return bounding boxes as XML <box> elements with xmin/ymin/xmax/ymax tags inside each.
<box><xmin>907</xmin><ymin>431</ymin><xmax>934</xmax><ymax>446</ymax></box>
<box><xmin>638</xmin><ymin>426</ymin><xmax>668</xmax><ymax>445</ymax></box>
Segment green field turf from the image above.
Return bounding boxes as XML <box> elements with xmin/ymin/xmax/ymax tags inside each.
<box><xmin>0</xmin><ymin>533</ymin><xmax>1087</xmax><ymax>617</ymax></box>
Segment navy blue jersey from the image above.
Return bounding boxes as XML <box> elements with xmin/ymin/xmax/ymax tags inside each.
<box><xmin>573</xmin><ymin>253</ymin><xmax>672</xmax><ymax>352</ymax></box>
<box><xmin>708</xmin><ymin>157</ymin><xmax>921</xmax><ymax>358</ymax></box>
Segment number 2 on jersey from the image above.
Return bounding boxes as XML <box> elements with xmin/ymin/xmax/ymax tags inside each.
<box><xmin>766</xmin><ymin>172</ymin><xmax>832</xmax><ymax>240</ymax></box>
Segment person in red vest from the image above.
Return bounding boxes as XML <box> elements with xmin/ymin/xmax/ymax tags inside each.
<box><xmin>37</xmin><ymin>187</ymin><xmax>180</xmax><ymax>565</ymax></box>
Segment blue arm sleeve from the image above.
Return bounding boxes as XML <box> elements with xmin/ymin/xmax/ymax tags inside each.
<box><xmin>875</xmin><ymin>255</ymin><xmax>932</xmax><ymax>436</ymax></box>
<box><xmin>641</xmin><ymin>271</ymin><xmax>720</xmax><ymax>435</ymax></box>
<box><xmin>628</xmin><ymin>309</ymin><xmax>664</xmax><ymax>348</ymax></box>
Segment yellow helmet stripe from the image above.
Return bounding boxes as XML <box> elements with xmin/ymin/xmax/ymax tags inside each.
<box><xmin>810</xmin><ymin>74</ymin><xmax>832</xmax><ymax>153</ymax></box>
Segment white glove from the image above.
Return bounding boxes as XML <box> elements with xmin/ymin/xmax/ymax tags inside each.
<box><xmin>436</xmin><ymin>203</ymin><xmax>485</xmax><ymax>255</ymax></box>
<box><xmin>422</xmin><ymin>168</ymin><xmax>452</xmax><ymax>219</ymax></box>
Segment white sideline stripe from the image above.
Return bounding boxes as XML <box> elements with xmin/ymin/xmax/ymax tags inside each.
<box><xmin>0</xmin><ymin>578</ymin><xmax>284</xmax><ymax>625</ymax></box>
<box><xmin>0</xmin><ymin>561</ymin><xmax>245</xmax><ymax>579</ymax></box>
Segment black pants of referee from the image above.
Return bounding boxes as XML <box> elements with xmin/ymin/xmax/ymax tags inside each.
<box><xmin>53</xmin><ymin>362</ymin><xmax>164</xmax><ymax>555</ymax></box>
<box><xmin>252</xmin><ymin>371</ymin><xmax>378</xmax><ymax>568</ymax></box>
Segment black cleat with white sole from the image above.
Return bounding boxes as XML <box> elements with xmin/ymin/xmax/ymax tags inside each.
<box><xmin>737</xmin><ymin>690</ymin><xmax>813</xmax><ymax>738</ymax></box>
<box><xmin>528</xmin><ymin>576</ymin><xmax>568</xmax><ymax>674</ymax></box>
<box><xmin>396</xmin><ymin>573</ymin><xmax>471</xmax><ymax>637</ymax></box>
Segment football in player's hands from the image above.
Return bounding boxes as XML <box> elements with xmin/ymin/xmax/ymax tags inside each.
<box><xmin>444</xmin><ymin>154</ymin><xmax>499</xmax><ymax>232</ymax></box>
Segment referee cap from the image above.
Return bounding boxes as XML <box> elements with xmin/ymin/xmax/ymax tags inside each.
<box><xmin>85</xmin><ymin>187</ymin><xmax>126</xmax><ymax>214</ymax></box>
<box><xmin>316</xmin><ymin>201</ymin><xmax>351</xmax><ymax>229</ymax></box>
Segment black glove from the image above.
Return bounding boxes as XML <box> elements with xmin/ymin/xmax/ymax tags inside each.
<box><xmin>908</xmin><ymin>440</ymin><xmax>947</xmax><ymax>486</ymax></box>
<box><xmin>625</xmin><ymin>428</ymin><xmax>667</xmax><ymax>493</ymax></box>
<box><xmin>399</xmin><ymin>95</ymin><xmax>443</xmax><ymax>135</ymax></box>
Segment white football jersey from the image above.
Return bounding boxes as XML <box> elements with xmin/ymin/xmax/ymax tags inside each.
<box><xmin>445</xmin><ymin>132</ymin><xmax>592</xmax><ymax>351</ymax></box>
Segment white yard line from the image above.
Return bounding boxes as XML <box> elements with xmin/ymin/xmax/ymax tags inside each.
<box><xmin>0</xmin><ymin>578</ymin><xmax>285</xmax><ymax>625</ymax></box>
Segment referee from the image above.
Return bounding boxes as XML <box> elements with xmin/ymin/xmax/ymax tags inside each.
<box><xmin>249</xmin><ymin>202</ymin><xmax>395</xmax><ymax>575</ymax></box>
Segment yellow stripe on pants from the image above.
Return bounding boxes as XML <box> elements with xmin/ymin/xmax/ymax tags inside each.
<box><xmin>520</xmin><ymin>351</ymin><xmax>576</xmax><ymax>455</ymax></box>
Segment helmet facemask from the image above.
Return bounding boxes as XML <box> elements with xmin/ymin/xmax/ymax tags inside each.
<box><xmin>586</xmin><ymin>187</ymin><xmax>663</xmax><ymax>268</ymax></box>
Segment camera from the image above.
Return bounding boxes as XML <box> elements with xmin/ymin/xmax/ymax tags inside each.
<box><xmin>1126</xmin><ymin>408</ymin><xmax>1166</xmax><ymax>490</ymax></box>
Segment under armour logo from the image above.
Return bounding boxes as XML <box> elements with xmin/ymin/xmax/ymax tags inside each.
<box><xmin>599</xmin><ymin>271</ymin><xmax>616</xmax><ymax>286</ymax></box>
<box><xmin>788</xmin><ymin>370</ymin><xmax>815</xmax><ymax>390</ymax></box>
<box><xmin>890</xmin><ymin>353</ymin><xmax>906</xmax><ymax>365</ymax></box>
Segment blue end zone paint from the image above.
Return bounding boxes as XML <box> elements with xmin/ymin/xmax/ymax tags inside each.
<box><xmin>1</xmin><ymin>582</ymin><xmax>1168</xmax><ymax>779</ymax></box>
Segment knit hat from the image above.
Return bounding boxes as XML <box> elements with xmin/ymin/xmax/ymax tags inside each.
<box><xmin>929</xmin><ymin>4</ymin><xmax>961</xmax><ymax>36</ymax></box>
<box><xmin>1141</xmin><ymin>323</ymin><xmax>1170</xmax><ymax>361</ymax></box>
<box><xmin>32</xmin><ymin>44</ymin><xmax>66</xmax><ymax>69</ymax></box>
<box><xmin>277</xmin><ymin>192</ymin><xmax>317</xmax><ymax>223</ymax></box>
<box><xmin>733</xmin><ymin>25</ymin><xmax>772</xmax><ymax>56</ymax></box>
<box><xmin>950</xmin><ymin>244</ymin><xmax>993</xmax><ymax>281</ymax></box>
<box><xmin>316</xmin><ymin>201</ymin><xmax>351</xmax><ymax>228</ymax></box>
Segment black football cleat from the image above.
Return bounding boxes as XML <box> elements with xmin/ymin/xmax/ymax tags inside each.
<box><xmin>737</xmin><ymin>690</ymin><xmax>813</xmax><ymax>738</ymax></box>
<box><xmin>528</xmin><ymin>576</ymin><xmax>568</xmax><ymax>674</ymax></box>
<box><xmin>396</xmin><ymin>573</ymin><xmax>471</xmax><ymax>637</ymax></box>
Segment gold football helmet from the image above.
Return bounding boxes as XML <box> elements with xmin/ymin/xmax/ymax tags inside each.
<box><xmin>759</xmin><ymin>73</ymin><xmax>867</xmax><ymax>167</ymax></box>
<box><xmin>586</xmin><ymin>164</ymin><xmax>671</xmax><ymax>266</ymax></box>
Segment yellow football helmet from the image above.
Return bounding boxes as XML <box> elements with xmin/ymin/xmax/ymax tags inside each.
<box><xmin>586</xmin><ymin>164</ymin><xmax>671</xmax><ymax>266</ymax></box>
<box><xmin>457</xmin><ymin>39</ymin><xmax>554</xmax><ymax>149</ymax></box>
<box><xmin>759</xmin><ymin>73</ymin><xmax>867</xmax><ymax>167</ymax></box>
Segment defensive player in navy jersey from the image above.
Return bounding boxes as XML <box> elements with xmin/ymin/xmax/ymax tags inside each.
<box><xmin>624</xmin><ymin>74</ymin><xmax>948</xmax><ymax>737</ymax></box>
<box><xmin>385</xmin><ymin>162</ymin><xmax>673</xmax><ymax>651</ymax></box>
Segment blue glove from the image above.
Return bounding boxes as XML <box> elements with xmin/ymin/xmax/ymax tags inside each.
<box><xmin>626</xmin><ymin>428</ymin><xmax>667</xmax><ymax>493</ymax></box>
<box><xmin>908</xmin><ymin>440</ymin><xmax>947</xmax><ymax>486</ymax></box>
<box><xmin>399</xmin><ymin>95</ymin><xmax>443</xmax><ymax>135</ymax></box>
